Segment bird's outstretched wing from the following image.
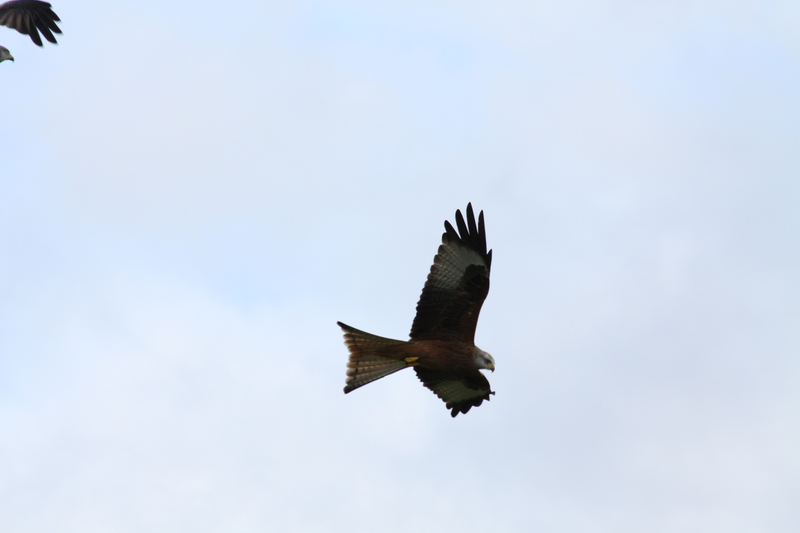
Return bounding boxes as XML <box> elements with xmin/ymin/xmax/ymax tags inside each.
<box><xmin>409</xmin><ymin>203</ymin><xmax>492</xmax><ymax>343</ymax></box>
<box><xmin>414</xmin><ymin>366</ymin><xmax>494</xmax><ymax>417</ymax></box>
<box><xmin>0</xmin><ymin>0</ymin><xmax>61</xmax><ymax>47</ymax></box>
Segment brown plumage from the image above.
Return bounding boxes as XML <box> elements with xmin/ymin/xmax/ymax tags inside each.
<box><xmin>338</xmin><ymin>203</ymin><xmax>495</xmax><ymax>417</ymax></box>
<box><xmin>0</xmin><ymin>0</ymin><xmax>61</xmax><ymax>62</ymax></box>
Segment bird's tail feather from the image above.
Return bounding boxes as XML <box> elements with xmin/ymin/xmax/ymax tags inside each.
<box><xmin>338</xmin><ymin>321</ymin><xmax>410</xmax><ymax>393</ymax></box>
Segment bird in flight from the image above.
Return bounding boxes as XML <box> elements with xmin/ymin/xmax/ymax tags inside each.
<box><xmin>338</xmin><ymin>203</ymin><xmax>496</xmax><ymax>417</ymax></box>
<box><xmin>0</xmin><ymin>0</ymin><xmax>62</xmax><ymax>63</ymax></box>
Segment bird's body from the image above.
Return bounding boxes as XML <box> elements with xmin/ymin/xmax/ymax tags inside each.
<box><xmin>0</xmin><ymin>0</ymin><xmax>61</xmax><ymax>63</ymax></box>
<box><xmin>338</xmin><ymin>204</ymin><xmax>496</xmax><ymax>417</ymax></box>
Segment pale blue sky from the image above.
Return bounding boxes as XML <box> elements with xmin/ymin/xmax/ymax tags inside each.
<box><xmin>2</xmin><ymin>1</ymin><xmax>799</xmax><ymax>531</ymax></box>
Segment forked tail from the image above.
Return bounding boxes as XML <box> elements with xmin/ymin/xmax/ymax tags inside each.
<box><xmin>337</xmin><ymin>321</ymin><xmax>411</xmax><ymax>393</ymax></box>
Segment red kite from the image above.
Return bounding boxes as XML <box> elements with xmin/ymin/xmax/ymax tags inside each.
<box><xmin>338</xmin><ymin>203</ymin><xmax>495</xmax><ymax>417</ymax></box>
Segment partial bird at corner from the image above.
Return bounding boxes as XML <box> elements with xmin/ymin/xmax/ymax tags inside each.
<box><xmin>338</xmin><ymin>203</ymin><xmax>496</xmax><ymax>417</ymax></box>
<box><xmin>0</xmin><ymin>0</ymin><xmax>62</xmax><ymax>63</ymax></box>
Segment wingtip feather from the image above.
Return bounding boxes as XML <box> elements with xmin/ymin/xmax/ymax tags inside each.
<box><xmin>455</xmin><ymin>208</ymin><xmax>468</xmax><ymax>239</ymax></box>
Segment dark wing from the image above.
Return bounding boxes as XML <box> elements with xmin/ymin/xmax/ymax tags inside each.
<box><xmin>415</xmin><ymin>367</ymin><xmax>494</xmax><ymax>417</ymax></box>
<box><xmin>409</xmin><ymin>203</ymin><xmax>492</xmax><ymax>343</ymax></box>
<box><xmin>0</xmin><ymin>0</ymin><xmax>61</xmax><ymax>47</ymax></box>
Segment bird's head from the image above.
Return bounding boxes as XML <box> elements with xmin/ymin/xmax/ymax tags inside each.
<box><xmin>0</xmin><ymin>47</ymin><xmax>13</xmax><ymax>63</ymax></box>
<box><xmin>475</xmin><ymin>348</ymin><xmax>495</xmax><ymax>372</ymax></box>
